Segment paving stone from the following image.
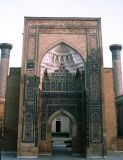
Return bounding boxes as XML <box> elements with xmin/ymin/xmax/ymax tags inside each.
<box><xmin>1</xmin><ymin>151</ymin><xmax>123</xmax><ymax>160</ymax></box>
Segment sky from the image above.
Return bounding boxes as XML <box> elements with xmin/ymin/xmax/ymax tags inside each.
<box><xmin>0</xmin><ymin>0</ymin><xmax>123</xmax><ymax>72</ymax></box>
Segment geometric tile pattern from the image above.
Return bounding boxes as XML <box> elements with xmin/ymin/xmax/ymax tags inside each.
<box><xmin>86</xmin><ymin>48</ymin><xmax>103</xmax><ymax>144</ymax></box>
<box><xmin>40</xmin><ymin>64</ymin><xmax>84</xmax><ymax>140</ymax></box>
<box><xmin>23</xmin><ymin>76</ymin><xmax>39</xmax><ymax>142</ymax></box>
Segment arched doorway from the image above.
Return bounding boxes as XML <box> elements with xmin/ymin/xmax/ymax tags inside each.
<box><xmin>38</xmin><ymin>43</ymin><xmax>86</xmax><ymax>155</ymax></box>
<box><xmin>47</xmin><ymin>109</ymin><xmax>77</xmax><ymax>154</ymax></box>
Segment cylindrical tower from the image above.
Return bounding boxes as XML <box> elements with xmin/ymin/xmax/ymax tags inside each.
<box><xmin>109</xmin><ymin>44</ymin><xmax>123</xmax><ymax>97</ymax></box>
<box><xmin>0</xmin><ymin>43</ymin><xmax>12</xmax><ymax>98</ymax></box>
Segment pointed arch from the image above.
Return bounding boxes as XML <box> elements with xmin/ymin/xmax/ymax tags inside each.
<box><xmin>38</xmin><ymin>41</ymin><xmax>85</xmax><ymax>78</ymax></box>
<box><xmin>47</xmin><ymin>109</ymin><xmax>77</xmax><ymax>137</ymax></box>
<box><xmin>39</xmin><ymin>40</ymin><xmax>86</xmax><ymax>65</ymax></box>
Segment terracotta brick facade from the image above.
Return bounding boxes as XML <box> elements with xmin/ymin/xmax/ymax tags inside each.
<box><xmin>17</xmin><ymin>17</ymin><xmax>104</xmax><ymax>158</ymax></box>
<box><xmin>103</xmin><ymin>68</ymin><xmax>117</xmax><ymax>151</ymax></box>
<box><xmin>2</xmin><ymin>17</ymin><xmax>123</xmax><ymax>159</ymax></box>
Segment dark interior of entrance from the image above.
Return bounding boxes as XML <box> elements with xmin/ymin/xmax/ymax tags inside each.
<box><xmin>56</xmin><ymin>121</ymin><xmax>61</xmax><ymax>132</ymax></box>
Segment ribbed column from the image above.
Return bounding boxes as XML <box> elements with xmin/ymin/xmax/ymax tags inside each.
<box><xmin>0</xmin><ymin>43</ymin><xmax>12</xmax><ymax>98</ymax></box>
<box><xmin>109</xmin><ymin>44</ymin><xmax>123</xmax><ymax>97</ymax></box>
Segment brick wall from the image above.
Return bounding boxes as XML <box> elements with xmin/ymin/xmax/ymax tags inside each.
<box><xmin>103</xmin><ymin>68</ymin><xmax>117</xmax><ymax>150</ymax></box>
<box><xmin>3</xmin><ymin>68</ymin><xmax>21</xmax><ymax>151</ymax></box>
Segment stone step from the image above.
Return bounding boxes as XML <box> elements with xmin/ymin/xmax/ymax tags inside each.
<box><xmin>53</xmin><ymin>140</ymin><xmax>65</xmax><ymax>145</ymax></box>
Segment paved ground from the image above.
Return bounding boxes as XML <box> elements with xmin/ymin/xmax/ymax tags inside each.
<box><xmin>1</xmin><ymin>139</ymin><xmax>123</xmax><ymax>160</ymax></box>
<box><xmin>2</xmin><ymin>151</ymin><xmax>123</xmax><ymax>160</ymax></box>
<box><xmin>1</xmin><ymin>145</ymin><xmax>123</xmax><ymax>160</ymax></box>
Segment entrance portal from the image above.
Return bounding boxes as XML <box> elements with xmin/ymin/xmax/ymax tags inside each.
<box><xmin>52</xmin><ymin>115</ymin><xmax>71</xmax><ymax>135</ymax></box>
<box><xmin>52</xmin><ymin>115</ymin><xmax>71</xmax><ymax>153</ymax></box>
<box><xmin>49</xmin><ymin>109</ymin><xmax>76</xmax><ymax>154</ymax></box>
<box><xmin>17</xmin><ymin>17</ymin><xmax>104</xmax><ymax>158</ymax></box>
<box><xmin>39</xmin><ymin>43</ymin><xmax>86</xmax><ymax>155</ymax></box>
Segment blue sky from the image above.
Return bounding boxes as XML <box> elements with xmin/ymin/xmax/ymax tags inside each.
<box><xmin>0</xmin><ymin>0</ymin><xmax>123</xmax><ymax>71</ymax></box>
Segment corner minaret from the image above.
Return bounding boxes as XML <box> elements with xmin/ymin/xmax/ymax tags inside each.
<box><xmin>109</xmin><ymin>44</ymin><xmax>123</xmax><ymax>97</ymax></box>
<box><xmin>0</xmin><ymin>43</ymin><xmax>12</xmax><ymax>98</ymax></box>
<box><xmin>0</xmin><ymin>43</ymin><xmax>12</xmax><ymax>132</ymax></box>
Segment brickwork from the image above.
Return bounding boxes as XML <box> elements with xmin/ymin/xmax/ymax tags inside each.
<box><xmin>0</xmin><ymin>43</ymin><xmax>12</xmax><ymax>138</ymax></box>
<box><xmin>0</xmin><ymin>43</ymin><xmax>12</xmax><ymax>97</ymax></box>
<box><xmin>109</xmin><ymin>44</ymin><xmax>123</xmax><ymax>96</ymax></box>
<box><xmin>3</xmin><ymin>68</ymin><xmax>21</xmax><ymax>151</ymax></box>
<box><xmin>17</xmin><ymin>17</ymin><xmax>104</xmax><ymax>158</ymax></box>
<box><xmin>0</xmin><ymin>58</ymin><xmax>10</xmax><ymax>97</ymax></box>
<box><xmin>1</xmin><ymin>17</ymin><xmax>123</xmax><ymax>160</ymax></box>
<box><xmin>103</xmin><ymin>68</ymin><xmax>117</xmax><ymax>150</ymax></box>
<box><xmin>2</xmin><ymin>18</ymin><xmax>123</xmax><ymax>159</ymax></box>
<box><xmin>0</xmin><ymin>98</ymin><xmax>5</xmax><ymax>119</ymax></box>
